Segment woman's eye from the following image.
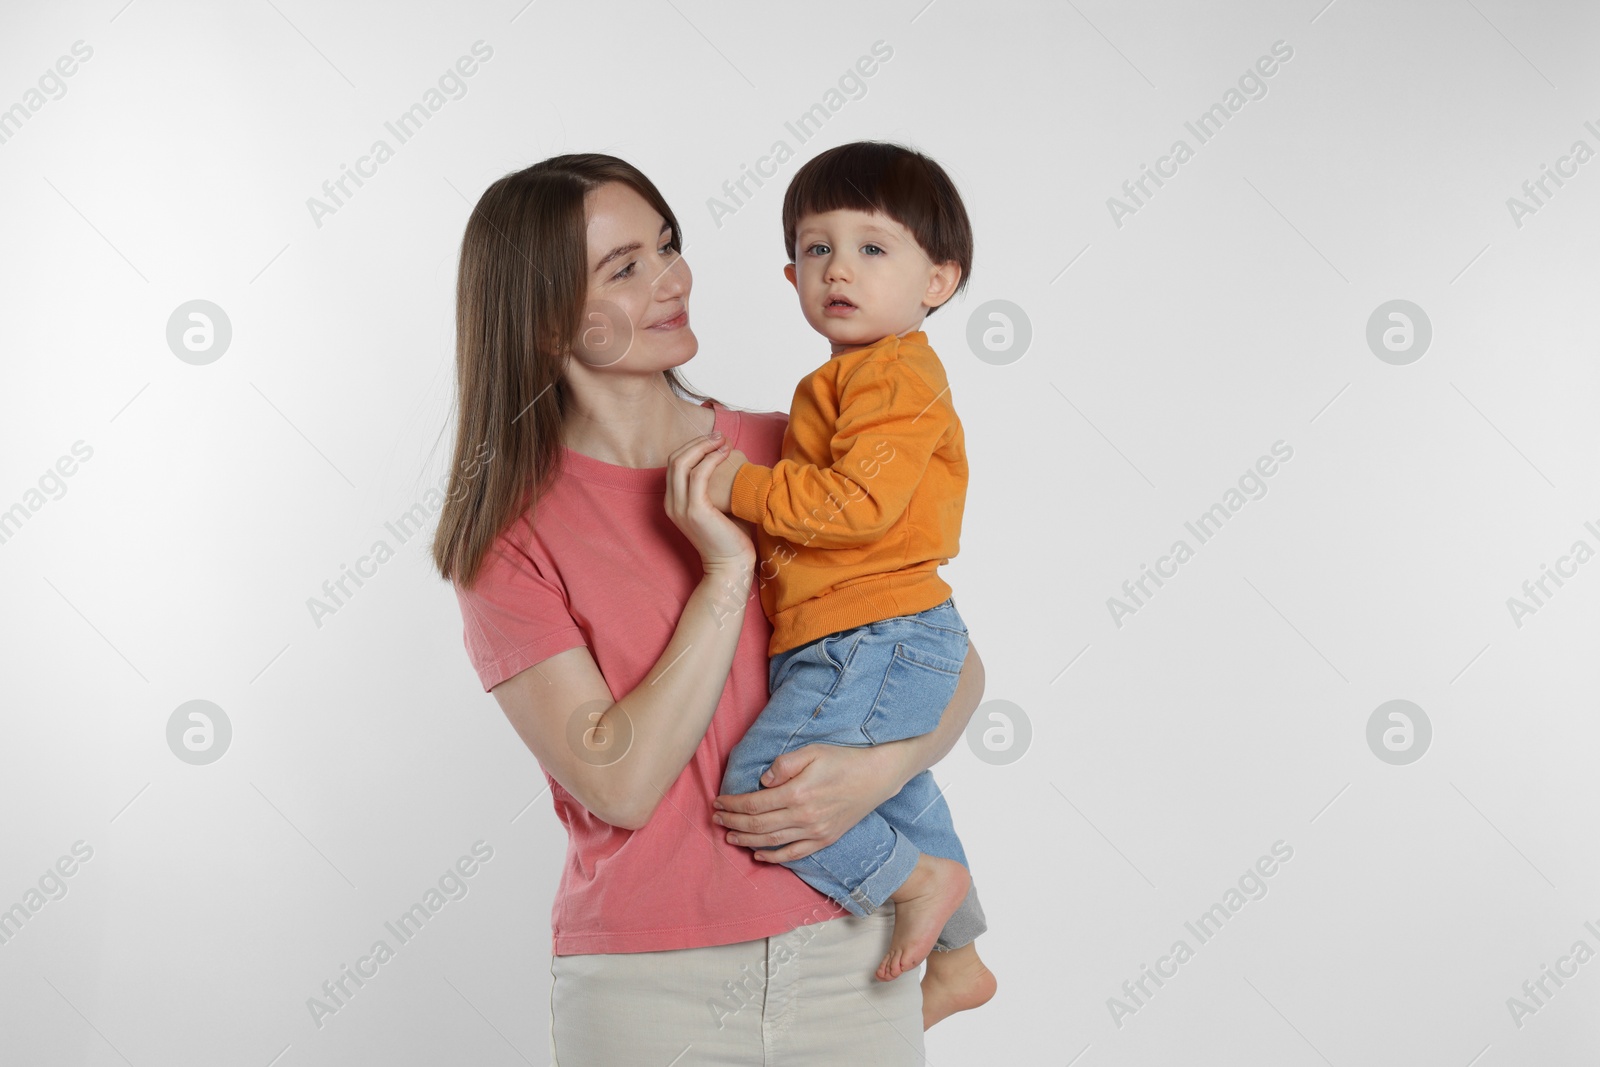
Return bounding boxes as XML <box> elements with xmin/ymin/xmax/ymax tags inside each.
<box><xmin>615</xmin><ymin>238</ymin><xmax>675</xmax><ymax>281</ymax></box>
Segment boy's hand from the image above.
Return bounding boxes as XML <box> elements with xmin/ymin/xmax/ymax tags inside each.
<box><xmin>708</xmin><ymin>448</ymin><xmax>747</xmax><ymax>513</ymax></box>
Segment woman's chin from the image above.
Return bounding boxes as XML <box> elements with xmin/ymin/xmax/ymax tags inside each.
<box><xmin>647</xmin><ymin>329</ymin><xmax>700</xmax><ymax>372</ymax></box>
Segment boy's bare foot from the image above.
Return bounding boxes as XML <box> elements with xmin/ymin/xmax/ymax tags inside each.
<box><xmin>921</xmin><ymin>941</ymin><xmax>997</xmax><ymax>1029</ymax></box>
<box><xmin>876</xmin><ymin>854</ymin><xmax>970</xmax><ymax>982</ymax></box>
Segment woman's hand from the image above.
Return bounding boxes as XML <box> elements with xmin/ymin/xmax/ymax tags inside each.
<box><xmin>707</xmin><ymin>447</ymin><xmax>748</xmax><ymax>514</ymax></box>
<box><xmin>713</xmin><ymin>743</ymin><xmax>906</xmax><ymax>862</ymax></box>
<box><xmin>713</xmin><ymin>644</ymin><xmax>984</xmax><ymax>860</ymax></box>
<box><xmin>665</xmin><ymin>431</ymin><xmax>754</xmax><ymax>569</ymax></box>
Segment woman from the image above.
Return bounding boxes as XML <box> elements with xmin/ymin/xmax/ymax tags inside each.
<box><xmin>431</xmin><ymin>154</ymin><xmax>986</xmax><ymax>1064</ymax></box>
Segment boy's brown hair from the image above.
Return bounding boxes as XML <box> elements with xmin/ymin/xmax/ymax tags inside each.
<box><xmin>781</xmin><ymin>141</ymin><xmax>972</xmax><ymax>315</ymax></box>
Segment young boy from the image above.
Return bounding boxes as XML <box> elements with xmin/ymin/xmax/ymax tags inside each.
<box><xmin>708</xmin><ymin>141</ymin><xmax>996</xmax><ymax>1028</ymax></box>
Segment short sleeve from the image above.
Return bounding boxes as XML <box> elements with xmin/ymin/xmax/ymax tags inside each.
<box><xmin>454</xmin><ymin>534</ymin><xmax>586</xmax><ymax>693</ymax></box>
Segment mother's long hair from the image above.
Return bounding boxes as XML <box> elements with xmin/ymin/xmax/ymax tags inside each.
<box><xmin>432</xmin><ymin>155</ymin><xmax>705</xmax><ymax>588</ymax></box>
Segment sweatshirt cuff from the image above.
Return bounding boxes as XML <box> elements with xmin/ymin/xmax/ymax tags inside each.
<box><xmin>730</xmin><ymin>462</ymin><xmax>772</xmax><ymax>524</ymax></box>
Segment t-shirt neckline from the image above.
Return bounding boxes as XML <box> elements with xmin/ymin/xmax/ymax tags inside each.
<box><xmin>559</xmin><ymin>400</ymin><xmax>737</xmax><ymax>494</ymax></box>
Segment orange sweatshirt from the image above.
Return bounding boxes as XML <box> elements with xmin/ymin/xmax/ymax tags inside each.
<box><xmin>730</xmin><ymin>330</ymin><xmax>968</xmax><ymax>656</ymax></box>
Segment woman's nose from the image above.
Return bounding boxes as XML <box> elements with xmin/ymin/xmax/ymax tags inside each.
<box><xmin>654</xmin><ymin>252</ymin><xmax>688</xmax><ymax>296</ymax></box>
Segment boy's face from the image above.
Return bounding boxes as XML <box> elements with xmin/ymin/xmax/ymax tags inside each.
<box><xmin>784</xmin><ymin>208</ymin><xmax>960</xmax><ymax>355</ymax></box>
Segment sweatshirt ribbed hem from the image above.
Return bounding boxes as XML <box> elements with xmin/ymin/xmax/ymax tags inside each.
<box><xmin>766</xmin><ymin>571</ymin><xmax>952</xmax><ymax>656</ymax></box>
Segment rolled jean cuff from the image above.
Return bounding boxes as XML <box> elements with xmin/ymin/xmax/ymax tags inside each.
<box><xmin>803</xmin><ymin>826</ymin><xmax>921</xmax><ymax>918</ymax></box>
<box><xmin>933</xmin><ymin>878</ymin><xmax>987</xmax><ymax>952</ymax></box>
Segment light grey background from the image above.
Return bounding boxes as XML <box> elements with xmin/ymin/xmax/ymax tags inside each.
<box><xmin>3</xmin><ymin>0</ymin><xmax>1598</xmax><ymax>1064</ymax></box>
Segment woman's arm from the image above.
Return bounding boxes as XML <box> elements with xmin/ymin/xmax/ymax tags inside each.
<box><xmin>713</xmin><ymin>642</ymin><xmax>986</xmax><ymax>861</ymax></box>
<box><xmin>489</xmin><ymin>433</ymin><xmax>755</xmax><ymax>831</ymax></box>
<box><xmin>491</xmin><ymin>559</ymin><xmax>749</xmax><ymax>830</ymax></box>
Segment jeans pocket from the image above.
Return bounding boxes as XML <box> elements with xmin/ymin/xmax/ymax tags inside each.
<box><xmin>861</xmin><ymin>639</ymin><xmax>967</xmax><ymax>745</ymax></box>
<box><xmin>817</xmin><ymin>628</ymin><xmax>862</xmax><ymax>672</ymax></box>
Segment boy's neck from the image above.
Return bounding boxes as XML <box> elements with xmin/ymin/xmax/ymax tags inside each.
<box><xmin>828</xmin><ymin>323</ymin><xmax>926</xmax><ymax>357</ymax></box>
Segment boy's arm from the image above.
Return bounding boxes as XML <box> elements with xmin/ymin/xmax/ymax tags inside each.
<box><xmin>727</xmin><ymin>353</ymin><xmax>954</xmax><ymax>549</ymax></box>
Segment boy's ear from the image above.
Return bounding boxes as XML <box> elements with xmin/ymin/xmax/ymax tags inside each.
<box><xmin>922</xmin><ymin>261</ymin><xmax>963</xmax><ymax>310</ymax></box>
<box><xmin>783</xmin><ymin>263</ymin><xmax>798</xmax><ymax>291</ymax></box>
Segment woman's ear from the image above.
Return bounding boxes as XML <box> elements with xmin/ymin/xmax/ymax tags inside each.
<box><xmin>783</xmin><ymin>263</ymin><xmax>798</xmax><ymax>291</ymax></box>
<box><xmin>922</xmin><ymin>261</ymin><xmax>963</xmax><ymax>310</ymax></box>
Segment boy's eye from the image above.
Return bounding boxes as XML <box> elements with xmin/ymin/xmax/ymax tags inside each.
<box><xmin>861</xmin><ymin>244</ymin><xmax>885</xmax><ymax>256</ymax></box>
<box><xmin>804</xmin><ymin>242</ymin><xmax>831</xmax><ymax>256</ymax></box>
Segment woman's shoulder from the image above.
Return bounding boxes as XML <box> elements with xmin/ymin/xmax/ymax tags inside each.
<box><xmin>717</xmin><ymin>402</ymin><xmax>788</xmax><ymax>466</ymax></box>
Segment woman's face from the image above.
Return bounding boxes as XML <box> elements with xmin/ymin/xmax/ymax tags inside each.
<box><xmin>574</xmin><ymin>181</ymin><xmax>695</xmax><ymax>373</ymax></box>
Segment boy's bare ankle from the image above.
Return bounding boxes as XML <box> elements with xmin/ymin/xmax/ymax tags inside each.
<box><xmin>890</xmin><ymin>852</ymin><xmax>966</xmax><ymax>904</ymax></box>
<box><xmin>925</xmin><ymin>941</ymin><xmax>979</xmax><ymax>972</ymax></box>
<box><xmin>920</xmin><ymin>941</ymin><xmax>997</xmax><ymax>1028</ymax></box>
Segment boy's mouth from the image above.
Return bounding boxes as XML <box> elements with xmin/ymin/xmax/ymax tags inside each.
<box><xmin>823</xmin><ymin>294</ymin><xmax>857</xmax><ymax>317</ymax></box>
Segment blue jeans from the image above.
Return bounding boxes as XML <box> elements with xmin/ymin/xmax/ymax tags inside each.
<box><xmin>722</xmin><ymin>598</ymin><xmax>987</xmax><ymax>951</ymax></box>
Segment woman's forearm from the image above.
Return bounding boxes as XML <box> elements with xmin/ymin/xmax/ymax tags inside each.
<box><xmin>601</xmin><ymin>559</ymin><xmax>753</xmax><ymax>826</ymax></box>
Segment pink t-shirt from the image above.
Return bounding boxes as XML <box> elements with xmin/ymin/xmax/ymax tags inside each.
<box><xmin>453</xmin><ymin>400</ymin><xmax>848</xmax><ymax>955</ymax></box>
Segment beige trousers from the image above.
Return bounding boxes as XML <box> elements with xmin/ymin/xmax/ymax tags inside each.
<box><xmin>549</xmin><ymin>903</ymin><xmax>926</xmax><ymax>1065</ymax></box>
